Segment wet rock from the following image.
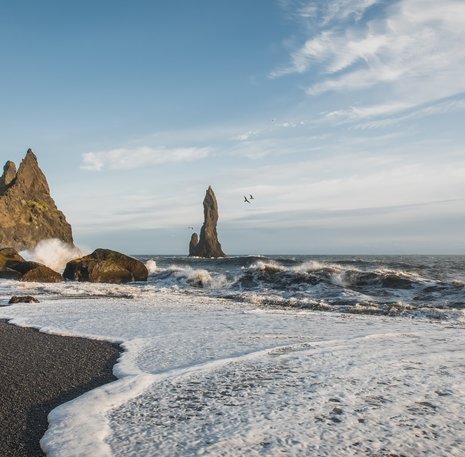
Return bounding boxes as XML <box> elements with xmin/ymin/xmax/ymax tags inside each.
<box><xmin>63</xmin><ymin>248</ymin><xmax>148</xmax><ymax>283</ymax></box>
<box><xmin>20</xmin><ymin>265</ymin><xmax>63</xmax><ymax>283</ymax></box>
<box><xmin>0</xmin><ymin>149</ymin><xmax>74</xmax><ymax>251</ymax></box>
<box><xmin>3</xmin><ymin>260</ymin><xmax>64</xmax><ymax>282</ymax></box>
<box><xmin>8</xmin><ymin>295</ymin><xmax>40</xmax><ymax>304</ymax></box>
<box><xmin>0</xmin><ymin>268</ymin><xmax>22</xmax><ymax>280</ymax></box>
<box><xmin>6</xmin><ymin>261</ymin><xmax>43</xmax><ymax>275</ymax></box>
<box><xmin>189</xmin><ymin>233</ymin><xmax>199</xmax><ymax>256</ymax></box>
<box><xmin>0</xmin><ymin>247</ymin><xmax>25</xmax><ymax>269</ymax></box>
<box><xmin>189</xmin><ymin>186</ymin><xmax>225</xmax><ymax>258</ymax></box>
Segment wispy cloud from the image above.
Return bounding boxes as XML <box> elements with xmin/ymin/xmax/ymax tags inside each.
<box><xmin>320</xmin><ymin>0</ymin><xmax>379</xmax><ymax>24</ymax></box>
<box><xmin>353</xmin><ymin>97</ymin><xmax>465</xmax><ymax>129</ymax></box>
<box><xmin>273</xmin><ymin>0</ymin><xmax>465</xmax><ymax>117</ymax></box>
<box><xmin>281</xmin><ymin>0</ymin><xmax>379</xmax><ymax>25</ymax></box>
<box><xmin>233</xmin><ymin>119</ymin><xmax>310</xmax><ymax>143</ymax></box>
<box><xmin>81</xmin><ymin>146</ymin><xmax>211</xmax><ymax>171</ymax></box>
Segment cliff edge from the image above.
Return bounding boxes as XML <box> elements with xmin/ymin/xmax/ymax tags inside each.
<box><xmin>0</xmin><ymin>149</ymin><xmax>73</xmax><ymax>251</ymax></box>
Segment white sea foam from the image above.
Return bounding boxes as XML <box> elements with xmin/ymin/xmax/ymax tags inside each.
<box><xmin>1</xmin><ymin>281</ymin><xmax>465</xmax><ymax>456</ymax></box>
<box><xmin>20</xmin><ymin>238</ymin><xmax>88</xmax><ymax>273</ymax></box>
<box><xmin>145</xmin><ymin>259</ymin><xmax>158</xmax><ymax>275</ymax></box>
<box><xmin>151</xmin><ymin>264</ymin><xmax>230</xmax><ymax>289</ymax></box>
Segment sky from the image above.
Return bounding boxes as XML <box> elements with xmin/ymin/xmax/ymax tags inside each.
<box><xmin>1</xmin><ymin>0</ymin><xmax>464</xmax><ymax>255</ymax></box>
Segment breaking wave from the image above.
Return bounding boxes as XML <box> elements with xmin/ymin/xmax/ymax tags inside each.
<box><xmin>238</xmin><ymin>260</ymin><xmax>426</xmax><ymax>291</ymax></box>
<box><xmin>138</xmin><ymin>255</ymin><xmax>465</xmax><ymax>322</ymax></box>
<box><xmin>4</xmin><ymin>253</ymin><xmax>463</xmax><ymax>323</ymax></box>
<box><xmin>148</xmin><ymin>264</ymin><xmax>230</xmax><ymax>289</ymax></box>
<box><xmin>20</xmin><ymin>238</ymin><xmax>88</xmax><ymax>273</ymax></box>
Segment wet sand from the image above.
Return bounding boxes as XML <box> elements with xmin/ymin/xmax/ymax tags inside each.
<box><xmin>0</xmin><ymin>319</ymin><xmax>121</xmax><ymax>457</ymax></box>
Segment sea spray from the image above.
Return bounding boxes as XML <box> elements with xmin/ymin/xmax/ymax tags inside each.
<box><xmin>145</xmin><ymin>259</ymin><xmax>158</xmax><ymax>275</ymax></box>
<box><xmin>21</xmin><ymin>238</ymin><xmax>89</xmax><ymax>273</ymax></box>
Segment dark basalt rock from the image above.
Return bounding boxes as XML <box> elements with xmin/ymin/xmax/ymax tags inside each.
<box><xmin>189</xmin><ymin>186</ymin><xmax>225</xmax><ymax>258</ymax></box>
<box><xmin>189</xmin><ymin>233</ymin><xmax>199</xmax><ymax>256</ymax></box>
<box><xmin>20</xmin><ymin>265</ymin><xmax>63</xmax><ymax>283</ymax></box>
<box><xmin>0</xmin><ymin>149</ymin><xmax>74</xmax><ymax>251</ymax></box>
<box><xmin>9</xmin><ymin>295</ymin><xmax>40</xmax><ymax>304</ymax></box>
<box><xmin>0</xmin><ymin>161</ymin><xmax>17</xmax><ymax>192</ymax></box>
<box><xmin>0</xmin><ymin>247</ymin><xmax>25</xmax><ymax>268</ymax></box>
<box><xmin>0</xmin><ymin>248</ymin><xmax>64</xmax><ymax>282</ymax></box>
<box><xmin>63</xmin><ymin>248</ymin><xmax>148</xmax><ymax>283</ymax></box>
<box><xmin>0</xmin><ymin>268</ymin><xmax>22</xmax><ymax>280</ymax></box>
<box><xmin>6</xmin><ymin>261</ymin><xmax>43</xmax><ymax>275</ymax></box>
<box><xmin>5</xmin><ymin>259</ymin><xmax>63</xmax><ymax>283</ymax></box>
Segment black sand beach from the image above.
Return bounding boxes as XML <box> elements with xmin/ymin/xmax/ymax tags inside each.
<box><xmin>0</xmin><ymin>319</ymin><xmax>121</xmax><ymax>457</ymax></box>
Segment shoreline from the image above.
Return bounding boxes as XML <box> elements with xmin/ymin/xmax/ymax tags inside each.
<box><xmin>0</xmin><ymin>319</ymin><xmax>121</xmax><ymax>457</ymax></box>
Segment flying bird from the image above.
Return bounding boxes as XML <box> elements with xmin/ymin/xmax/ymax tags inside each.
<box><xmin>244</xmin><ymin>196</ymin><xmax>251</xmax><ymax>203</ymax></box>
<box><xmin>188</xmin><ymin>226</ymin><xmax>194</xmax><ymax>230</ymax></box>
<box><xmin>249</xmin><ymin>194</ymin><xmax>254</xmax><ymax>200</ymax></box>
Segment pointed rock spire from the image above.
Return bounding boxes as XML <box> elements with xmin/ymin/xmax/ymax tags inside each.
<box><xmin>0</xmin><ymin>161</ymin><xmax>17</xmax><ymax>193</ymax></box>
<box><xmin>189</xmin><ymin>186</ymin><xmax>225</xmax><ymax>258</ymax></box>
<box><xmin>15</xmin><ymin>148</ymin><xmax>50</xmax><ymax>195</ymax></box>
<box><xmin>0</xmin><ymin>149</ymin><xmax>74</xmax><ymax>251</ymax></box>
<box><xmin>189</xmin><ymin>233</ymin><xmax>199</xmax><ymax>256</ymax></box>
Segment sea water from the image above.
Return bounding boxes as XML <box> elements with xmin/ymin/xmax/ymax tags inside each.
<box><xmin>0</xmin><ymin>255</ymin><xmax>464</xmax><ymax>456</ymax></box>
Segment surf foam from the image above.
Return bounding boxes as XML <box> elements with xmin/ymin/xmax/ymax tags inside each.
<box><xmin>20</xmin><ymin>238</ymin><xmax>88</xmax><ymax>273</ymax></box>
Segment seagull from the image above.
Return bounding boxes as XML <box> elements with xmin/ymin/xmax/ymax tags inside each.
<box><xmin>188</xmin><ymin>226</ymin><xmax>194</xmax><ymax>230</ymax></box>
<box><xmin>244</xmin><ymin>196</ymin><xmax>251</xmax><ymax>203</ymax></box>
<box><xmin>249</xmin><ymin>194</ymin><xmax>254</xmax><ymax>200</ymax></box>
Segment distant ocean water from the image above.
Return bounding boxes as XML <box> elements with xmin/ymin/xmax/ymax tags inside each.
<box><xmin>138</xmin><ymin>255</ymin><xmax>465</xmax><ymax>323</ymax></box>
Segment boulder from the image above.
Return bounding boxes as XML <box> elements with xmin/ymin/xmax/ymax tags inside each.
<box><xmin>63</xmin><ymin>248</ymin><xmax>148</xmax><ymax>283</ymax></box>
<box><xmin>20</xmin><ymin>265</ymin><xmax>63</xmax><ymax>283</ymax></box>
<box><xmin>9</xmin><ymin>295</ymin><xmax>40</xmax><ymax>304</ymax></box>
<box><xmin>0</xmin><ymin>247</ymin><xmax>26</xmax><ymax>269</ymax></box>
<box><xmin>0</xmin><ymin>268</ymin><xmax>22</xmax><ymax>280</ymax></box>
<box><xmin>189</xmin><ymin>186</ymin><xmax>225</xmax><ymax>258</ymax></box>
<box><xmin>0</xmin><ymin>256</ymin><xmax>64</xmax><ymax>282</ymax></box>
<box><xmin>0</xmin><ymin>149</ymin><xmax>74</xmax><ymax>251</ymax></box>
<box><xmin>6</xmin><ymin>261</ymin><xmax>43</xmax><ymax>275</ymax></box>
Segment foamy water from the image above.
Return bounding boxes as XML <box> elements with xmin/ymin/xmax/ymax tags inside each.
<box><xmin>0</xmin><ymin>255</ymin><xmax>464</xmax><ymax>456</ymax></box>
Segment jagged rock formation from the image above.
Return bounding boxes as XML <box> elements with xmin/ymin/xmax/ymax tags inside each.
<box><xmin>189</xmin><ymin>186</ymin><xmax>225</xmax><ymax>258</ymax></box>
<box><xmin>189</xmin><ymin>233</ymin><xmax>199</xmax><ymax>256</ymax></box>
<box><xmin>0</xmin><ymin>149</ymin><xmax>73</xmax><ymax>251</ymax></box>
<box><xmin>63</xmin><ymin>248</ymin><xmax>148</xmax><ymax>283</ymax></box>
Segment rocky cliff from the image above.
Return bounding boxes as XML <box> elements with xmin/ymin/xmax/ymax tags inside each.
<box><xmin>0</xmin><ymin>149</ymin><xmax>73</xmax><ymax>251</ymax></box>
<box><xmin>189</xmin><ymin>186</ymin><xmax>225</xmax><ymax>258</ymax></box>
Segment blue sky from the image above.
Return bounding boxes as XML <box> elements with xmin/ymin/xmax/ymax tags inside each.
<box><xmin>1</xmin><ymin>0</ymin><xmax>464</xmax><ymax>254</ymax></box>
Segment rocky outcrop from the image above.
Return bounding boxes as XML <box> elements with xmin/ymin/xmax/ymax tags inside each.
<box><xmin>0</xmin><ymin>149</ymin><xmax>74</xmax><ymax>251</ymax></box>
<box><xmin>0</xmin><ymin>248</ymin><xmax>63</xmax><ymax>282</ymax></box>
<box><xmin>189</xmin><ymin>186</ymin><xmax>225</xmax><ymax>258</ymax></box>
<box><xmin>189</xmin><ymin>233</ymin><xmax>199</xmax><ymax>256</ymax></box>
<box><xmin>0</xmin><ymin>248</ymin><xmax>62</xmax><ymax>282</ymax></box>
<box><xmin>63</xmin><ymin>248</ymin><xmax>148</xmax><ymax>283</ymax></box>
<box><xmin>20</xmin><ymin>265</ymin><xmax>63</xmax><ymax>282</ymax></box>
<box><xmin>0</xmin><ymin>247</ymin><xmax>25</xmax><ymax>266</ymax></box>
<box><xmin>9</xmin><ymin>295</ymin><xmax>40</xmax><ymax>304</ymax></box>
<box><xmin>0</xmin><ymin>248</ymin><xmax>25</xmax><ymax>279</ymax></box>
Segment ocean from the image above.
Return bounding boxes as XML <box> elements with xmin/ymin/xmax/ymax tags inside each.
<box><xmin>140</xmin><ymin>255</ymin><xmax>465</xmax><ymax>320</ymax></box>
<box><xmin>1</xmin><ymin>254</ymin><xmax>464</xmax><ymax>456</ymax></box>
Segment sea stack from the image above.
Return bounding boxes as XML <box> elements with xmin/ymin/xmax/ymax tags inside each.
<box><xmin>0</xmin><ymin>149</ymin><xmax>74</xmax><ymax>251</ymax></box>
<box><xmin>189</xmin><ymin>186</ymin><xmax>225</xmax><ymax>258</ymax></box>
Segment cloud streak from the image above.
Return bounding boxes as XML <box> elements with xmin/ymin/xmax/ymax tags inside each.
<box><xmin>273</xmin><ymin>0</ymin><xmax>465</xmax><ymax>118</ymax></box>
<box><xmin>81</xmin><ymin>146</ymin><xmax>211</xmax><ymax>171</ymax></box>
